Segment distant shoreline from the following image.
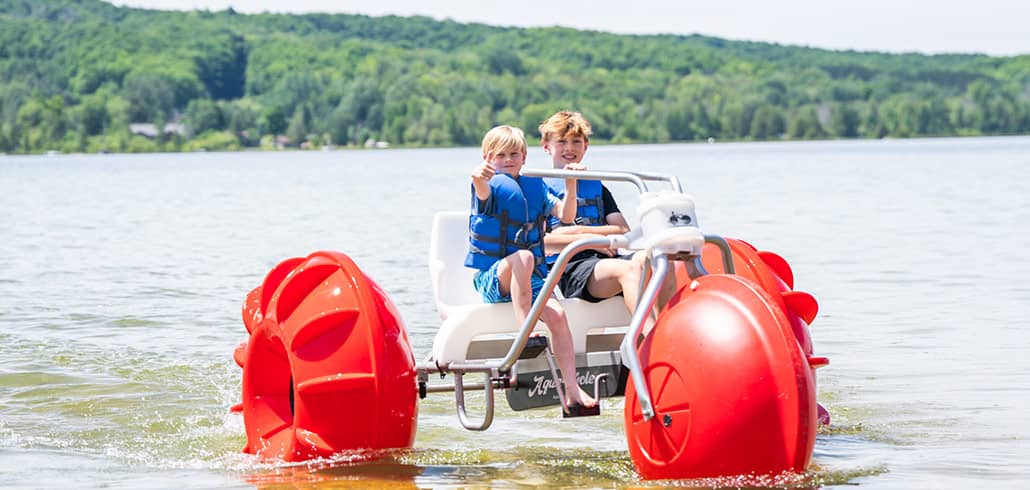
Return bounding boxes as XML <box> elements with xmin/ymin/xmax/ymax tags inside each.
<box><xmin>8</xmin><ymin>133</ymin><xmax>1029</xmax><ymax>158</ymax></box>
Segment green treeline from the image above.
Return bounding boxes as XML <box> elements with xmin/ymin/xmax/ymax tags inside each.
<box><xmin>1</xmin><ymin>0</ymin><xmax>1028</xmax><ymax>154</ymax></box>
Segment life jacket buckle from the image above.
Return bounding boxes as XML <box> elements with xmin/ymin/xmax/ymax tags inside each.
<box><xmin>514</xmin><ymin>223</ymin><xmax>535</xmax><ymax>245</ymax></box>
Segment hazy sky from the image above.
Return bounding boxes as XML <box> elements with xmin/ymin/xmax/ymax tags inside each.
<box><xmin>107</xmin><ymin>1</ymin><xmax>1029</xmax><ymax>56</ymax></box>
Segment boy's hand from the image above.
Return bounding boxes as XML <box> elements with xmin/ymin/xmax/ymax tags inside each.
<box><xmin>472</xmin><ymin>161</ymin><xmax>496</xmax><ymax>184</ymax></box>
<box><xmin>556</xmin><ymin>162</ymin><xmax>585</xmax><ymax>224</ymax></box>
<box><xmin>471</xmin><ymin>161</ymin><xmax>495</xmax><ymax>201</ymax></box>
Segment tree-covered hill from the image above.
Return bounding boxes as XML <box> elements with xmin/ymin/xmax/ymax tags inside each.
<box><xmin>1</xmin><ymin>0</ymin><xmax>1027</xmax><ymax>154</ymax></box>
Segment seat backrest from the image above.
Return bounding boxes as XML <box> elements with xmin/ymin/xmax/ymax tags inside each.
<box><xmin>429</xmin><ymin>211</ymin><xmax>481</xmax><ymax>317</ymax></box>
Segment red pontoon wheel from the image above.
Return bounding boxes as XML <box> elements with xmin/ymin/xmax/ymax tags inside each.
<box><xmin>239</xmin><ymin>251</ymin><xmax>417</xmax><ymax>461</ymax></box>
<box><xmin>625</xmin><ymin>274</ymin><xmax>817</xmax><ymax>479</ymax></box>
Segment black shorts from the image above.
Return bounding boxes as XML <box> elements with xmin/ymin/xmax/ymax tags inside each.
<box><xmin>553</xmin><ymin>251</ymin><xmax>626</xmax><ymax>303</ymax></box>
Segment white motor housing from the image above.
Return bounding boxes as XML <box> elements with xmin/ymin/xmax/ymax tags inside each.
<box><xmin>634</xmin><ymin>191</ymin><xmax>705</xmax><ymax>256</ymax></box>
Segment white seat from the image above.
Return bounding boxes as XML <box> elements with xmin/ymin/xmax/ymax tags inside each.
<box><xmin>428</xmin><ymin>211</ymin><xmax>631</xmax><ymax>366</ymax></box>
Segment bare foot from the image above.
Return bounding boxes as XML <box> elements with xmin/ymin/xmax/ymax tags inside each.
<box><xmin>567</xmin><ymin>386</ymin><xmax>597</xmax><ymax>408</ymax></box>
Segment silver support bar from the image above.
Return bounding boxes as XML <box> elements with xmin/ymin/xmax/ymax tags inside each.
<box><xmin>543</xmin><ymin>349</ymin><xmax>568</xmax><ymax>414</ymax></box>
<box><xmin>592</xmin><ymin>373</ymin><xmax>610</xmax><ymax>401</ymax></box>
<box><xmin>703</xmin><ymin>235</ymin><xmax>735</xmax><ymax>274</ymax></box>
<box><xmin>636</xmin><ymin>250</ymin><xmax>652</xmax><ymax>316</ymax></box>
<box><xmin>691</xmin><ymin>256</ymin><xmax>708</xmax><ymax>277</ymax></box>
<box><xmin>454</xmin><ymin>372</ymin><xmax>495</xmax><ymax>431</ymax></box>
<box><xmin>619</xmin><ymin>254</ymin><xmax>670</xmax><ymax>421</ymax></box>
<box><xmin>424</xmin><ymin>381</ymin><xmax>488</xmax><ymax>394</ymax></box>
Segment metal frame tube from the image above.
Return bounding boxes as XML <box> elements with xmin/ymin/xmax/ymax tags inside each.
<box><xmin>521</xmin><ymin>168</ymin><xmax>683</xmax><ymax>194</ymax></box>
<box><xmin>635</xmin><ymin>250</ymin><xmax>653</xmax><ymax>323</ymax></box>
<box><xmin>703</xmin><ymin>235</ymin><xmax>735</xmax><ymax>274</ymax></box>
<box><xmin>624</xmin><ymin>170</ymin><xmax>683</xmax><ymax>193</ymax></box>
<box><xmin>424</xmin><ymin>382</ymin><xmax>488</xmax><ymax>394</ymax></box>
<box><xmin>521</xmin><ymin>168</ymin><xmax>648</xmax><ymax>193</ymax></box>
<box><xmin>619</xmin><ymin>254</ymin><xmax>670</xmax><ymax>421</ymax></box>
<box><xmin>454</xmin><ymin>372</ymin><xmax>495</xmax><ymax>431</ymax></box>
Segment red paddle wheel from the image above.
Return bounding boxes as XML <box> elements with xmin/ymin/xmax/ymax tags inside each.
<box><xmin>626</xmin><ymin>238</ymin><xmax>829</xmax><ymax>479</ymax></box>
<box><xmin>232</xmin><ymin>251</ymin><xmax>418</xmax><ymax>461</ymax></box>
<box><xmin>626</xmin><ymin>274</ymin><xmax>817</xmax><ymax>479</ymax></box>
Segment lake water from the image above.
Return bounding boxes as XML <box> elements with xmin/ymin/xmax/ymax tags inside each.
<box><xmin>2</xmin><ymin>136</ymin><xmax>1028</xmax><ymax>489</ymax></box>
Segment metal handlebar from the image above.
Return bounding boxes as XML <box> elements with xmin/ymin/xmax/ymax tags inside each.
<box><xmin>520</xmin><ymin>168</ymin><xmax>683</xmax><ymax>193</ymax></box>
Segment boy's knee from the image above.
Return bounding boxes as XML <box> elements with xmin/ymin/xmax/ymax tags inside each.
<box><xmin>542</xmin><ymin>307</ymin><xmax>568</xmax><ymax>329</ymax></box>
<box><xmin>544</xmin><ymin>297</ymin><xmax>565</xmax><ymax>314</ymax></box>
<box><xmin>615</xmin><ymin>257</ymin><xmax>641</xmax><ymax>281</ymax></box>
<box><xmin>630</xmin><ymin>251</ymin><xmax>647</xmax><ymax>268</ymax></box>
<box><xmin>551</xmin><ymin>305</ymin><xmax>568</xmax><ymax>323</ymax></box>
<box><xmin>510</xmin><ymin>250</ymin><xmax>536</xmax><ymax>271</ymax></box>
<box><xmin>627</xmin><ymin>252</ymin><xmax>649</xmax><ymax>277</ymax></box>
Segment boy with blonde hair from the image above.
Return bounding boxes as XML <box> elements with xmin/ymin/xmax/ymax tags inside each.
<box><xmin>465</xmin><ymin>125</ymin><xmax>596</xmax><ymax>410</ymax></box>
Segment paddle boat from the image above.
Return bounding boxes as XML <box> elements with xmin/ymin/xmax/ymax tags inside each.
<box><xmin>230</xmin><ymin>168</ymin><xmax>829</xmax><ymax>479</ymax></box>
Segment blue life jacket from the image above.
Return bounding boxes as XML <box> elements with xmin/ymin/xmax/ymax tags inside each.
<box><xmin>465</xmin><ymin>174</ymin><xmax>549</xmax><ymax>277</ymax></box>
<box><xmin>544</xmin><ymin>178</ymin><xmax>605</xmax><ymax>226</ymax></box>
<box><xmin>543</xmin><ymin>178</ymin><xmax>606</xmax><ymax>264</ymax></box>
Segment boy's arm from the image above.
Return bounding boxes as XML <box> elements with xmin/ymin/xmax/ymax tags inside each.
<box><xmin>471</xmin><ymin>161</ymin><xmax>495</xmax><ymax>201</ymax></box>
<box><xmin>548</xmin><ymin>222</ymin><xmax>629</xmax><ymax>237</ymax></box>
<box><xmin>544</xmin><ymin>230</ymin><xmax>612</xmax><ymax>255</ymax></box>
<box><xmin>551</xmin><ymin>163</ymin><xmax>585</xmax><ymax>224</ymax></box>
<box><xmin>544</xmin><ymin>191</ymin><xmax>631</xmax><ymax>255</ymax></box>
<box><xmin>543</xmin><ymin>213</ymin><xmax>628</xmax><ymax>255</ymax></box>
<box><xmin>600</xmin><ymin>212</ymin><xmax>631</xmax><ymax>233</ymax></box>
